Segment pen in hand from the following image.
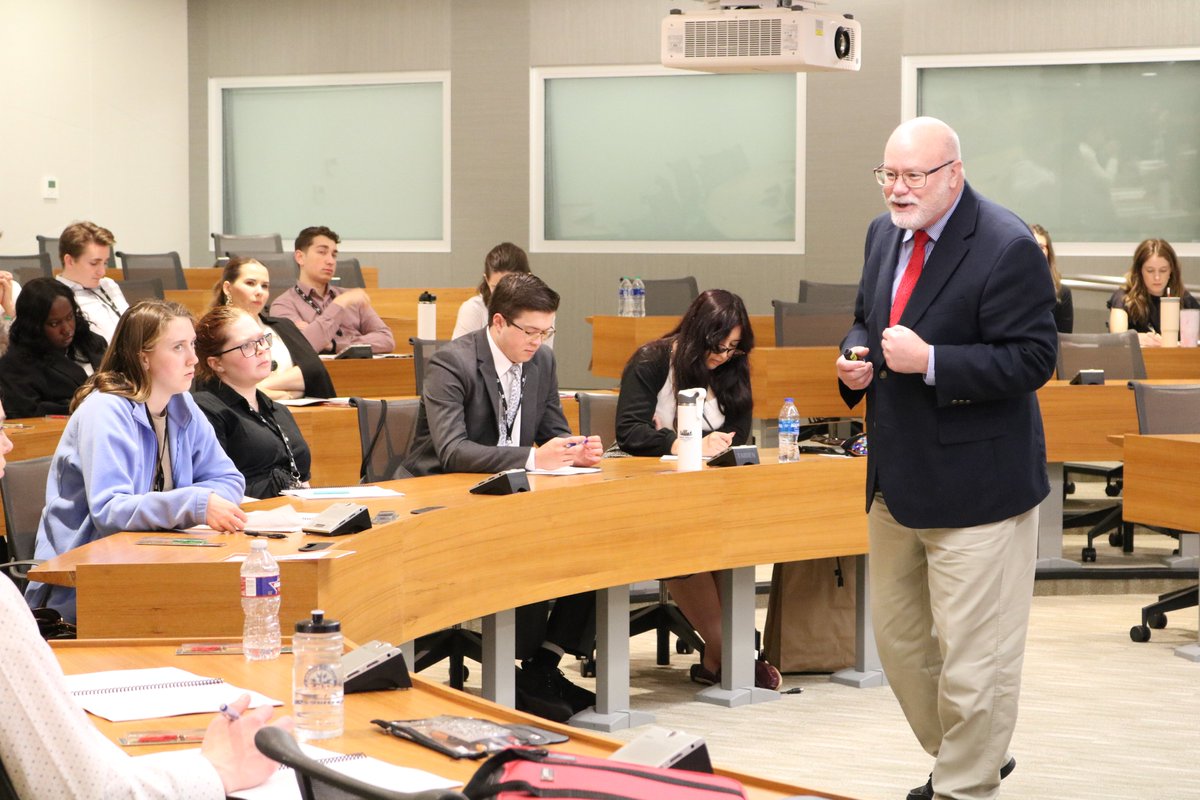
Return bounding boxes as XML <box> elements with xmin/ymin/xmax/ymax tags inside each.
<box><xmin>218</xmin><ymin>703</ymin><xmax>241</xmax><ymax>722</ymax></box>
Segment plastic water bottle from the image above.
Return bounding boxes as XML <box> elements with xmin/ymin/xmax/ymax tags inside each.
<box><xmin>618</xmin><ymin>276</ymin><xmax>633</xmax><ymax>316</ymax></box>
<box><xmin>241</xmin><ymin>540</ymin><xmax>281</xmax><ymax>661</ymax></box>
<box><xmin>293</xmin><ymin>610</ymin><xmax>344</xmax><ymax>740</ymax></box>
<box><xmin>632</xmin><ymin>277</ymin><xmax>646</xmax><ymax>317</ymax></box>
<box><xmin>778</xmin><ymin>397</ymin><xmax>801</xmax><ymax>463</ymax></box>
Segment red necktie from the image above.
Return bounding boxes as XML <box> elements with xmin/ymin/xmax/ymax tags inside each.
<box><xmin>890</xmin><ymin>229</ymin><xmax>929</xmax><ymax>326</ymax></box>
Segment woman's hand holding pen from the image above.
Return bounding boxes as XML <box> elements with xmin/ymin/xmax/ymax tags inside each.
<box><xmin>701</xmin><ymin>431</ymin><xmax>735</xmax><ymax>458</ymax></box>
<box><xmin>205</xmin><ymin>494</ymin><xmax>248</xmax><ymax>532</ymax></box>
<box><xmin>202</xmin><ymin>693</ymin><xmax>293</xmax><ymax>793</ymax></box>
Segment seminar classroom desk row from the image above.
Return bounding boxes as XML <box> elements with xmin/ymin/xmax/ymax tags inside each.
<box><xmin>30</xmin><ymin>454</ymin><xmax>876</xmax><ymax>725</ymax></box>
<box><xmin>52</xmin><ymin>642</ymin><xmax>857</xmax><ymax>800</ymax></box>
<box><xmin>1121</xmin><ymin>433</ymin><xmax>1200</xmax><ymax>661</ymax></box>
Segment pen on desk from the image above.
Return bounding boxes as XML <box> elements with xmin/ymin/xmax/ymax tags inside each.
<box><xmin>244</xmin><ymin>530</ymin><xmax>287</xmax><ymax>539</ymax></box>
<box><xmin>219</xmin><ymin>704</ymin><xmax>241</xmax><ymax>722</ymax></box>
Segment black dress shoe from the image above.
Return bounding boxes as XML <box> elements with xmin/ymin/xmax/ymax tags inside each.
<box><xmin>516</xmin><ymin>660</ymin><xmax>596</xmax><ymax>717</ymax></box>
<box><xmin>514</xmin><ymin>665</ymin><xmax>573</xmax><ymax>722</ymax></box>
<box><xmin>906</xmin><ymin>757</ymin><xmax>1016</xmax><ymax>800</ymax></box>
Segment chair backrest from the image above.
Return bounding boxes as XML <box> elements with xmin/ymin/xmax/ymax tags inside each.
<box><xmin>1131</xmin><ymin>382</ymin><xmax>1200</xmax><ymax>434</ymax></box>
<box><xmin>36</xmin><ymin>235</ymin><xmax>60</xmax><ymax>274</ymax></box>
<box><xmin>212</xmin><ymin>232</ymin><xmax>283</xmax><ymax>258</ymax></box>
<box><xmin>244</xmin><ymin>253</ymin><xmax>299</xmax><ymax>301</ymax></box>
<box><xmin>353</xmin><ymin>398</ymin><xmax>421</xmax><ymax>483</ymax></box>
<box><xmin>1056</xmin><ymin>331</ymin><xmax>1146</xmax><ymax>380</ymax></box>
<box><xmin>642</xmin><ymin>276</ymin><xmax>699</xmax><ymax>317</ymax></box>
<box><xmin>409</xmin><ymin>338</ymin><xmax>453</xmax><ymax>396</ymax></box>
<box><xmin>335</xmin><ymin>258</ymin><xmax>365</xmax><ymax>289</ymax></box>
<box><xmin>575</xmin><ymin>392</ymin><xmax>618</xmax><ymax>443</ymax></box>
<box><xmin>0</xmin><ymin>254</ymin><xmax>51</xmax><ymax>280</ymax></box>
<box><xmin>772</xmin><ymin>299</ymin><xmax>855</xmax><ymax>346</ymax></box>
<box><xmin>797</xmin><ymin>280</ymin><xmax>858</xmax><ymax>305</ymax></box>
<box><xmin>0</xmin><ymin>455</ymin><xmax>52</xmax><ymax>591</ymax></box>
<box><xmin>255</xmin><ymin>727</ymin><xmax>468</xmax><ymax>800</ymax></box>
<box><xmin>118</xmin><ymin>277</ymin><xmax>166</xmax><ymax>304</ymax></box>
<box><xmin>117</xmin><ymin>251</ymin><xmax>186</xmax><ymax>290</ymax></box>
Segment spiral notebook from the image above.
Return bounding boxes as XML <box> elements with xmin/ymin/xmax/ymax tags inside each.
<box><xmin>63</xmin><ymin>667</ymin><xmax>282</xmax><ymax>722</ymax></box>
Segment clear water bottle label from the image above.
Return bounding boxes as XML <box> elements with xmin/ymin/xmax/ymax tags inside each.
<box><xmin>242</xmin><ymin>575</ymin><xmax>280</xmax><ymax>597</ymax></box>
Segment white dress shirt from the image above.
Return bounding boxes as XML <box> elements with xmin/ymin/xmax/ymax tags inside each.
<box><xmin>56</xmin><ymin>275</ymin><xmax>129</xmax><ymax>343</ymax></box>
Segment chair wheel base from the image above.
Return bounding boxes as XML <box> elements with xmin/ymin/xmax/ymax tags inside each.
<box><xmin>1148</xmin><ymin>612</ymin><xmax>1168</xmax><ymax>629</ymax></box>
<box><xmin>1130</xmin><ymin>625</ymin><xmax>1151</xmax><ymax>643</ymax></box>
<box><xmin>1082</xmin><ymin>547</ymin><xmax>1097</xmax><ymax>563</ymax></box>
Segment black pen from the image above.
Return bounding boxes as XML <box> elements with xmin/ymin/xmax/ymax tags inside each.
<box><xmin>244</xmin><ymin>530</ymin><xmax>287</xmax><ymax>539</ymax></box>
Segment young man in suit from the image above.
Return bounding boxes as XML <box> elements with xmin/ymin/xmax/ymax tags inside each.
<box><xmin>404</xmin><ymin>272</ymin><xmax>603</xmax><ymax>722</ymax></box>
<box><xmin>268</xmin><ymin>226</ymin><xmax>394</xmax><ymax>355</ymax></box>
<box><xmin>54</xmin><ymin>221</ymin><xmax>129</xmax><ymax>343</ymax></box>
<box><xmin>836</xmin><ymin>117</ymin><xmax>1058</xmax><ymax>800</ymax></box>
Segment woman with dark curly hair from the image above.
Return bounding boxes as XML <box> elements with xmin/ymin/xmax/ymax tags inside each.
<box><xmin>0</xmin><ymin>277</ymin><xmax>107</xmax><ymax>418</ymax></box>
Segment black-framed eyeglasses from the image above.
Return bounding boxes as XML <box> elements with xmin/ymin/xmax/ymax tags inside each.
<box><xmin>504</xmin><ymin>317</ymin><xmax>555</xmax><ymax>342</ymax></box>
<box><xmin>873</xmin><ymin>159</ymin><xmax>955</xmax><ymax>189</ymax></box>
<box><xmin>217</xmin><ymin>332</ymin><xmax>273</xmax><ymax>358</ymax></box>
<box><xmin>710</xmin><ymin>344</ymin><xmax>745</xmax><ymax>358</ymax></box>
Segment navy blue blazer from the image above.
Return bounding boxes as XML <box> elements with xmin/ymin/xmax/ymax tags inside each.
<box><xmin>839</xmin><ymin>183</ymin><xmax>1058</xmax><ymax>529</ymax></box>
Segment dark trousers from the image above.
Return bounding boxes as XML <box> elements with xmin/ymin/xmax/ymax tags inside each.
<box><xmin>515</xmin><ymin>591</ymin><xmax>596</xmax><ymax>660</ymax></box>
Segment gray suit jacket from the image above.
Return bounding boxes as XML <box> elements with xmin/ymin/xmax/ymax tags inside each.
<box><xmin>402</xmin><ymin>327</ymin><xmax>571</xmax><ymax>476</ymax></box>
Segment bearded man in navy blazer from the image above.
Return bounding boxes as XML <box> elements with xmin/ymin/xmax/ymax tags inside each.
<box><xmin>837</xmin><ymin>118</ymin><xmax>1057</xmax><ymax>800</ymax></box>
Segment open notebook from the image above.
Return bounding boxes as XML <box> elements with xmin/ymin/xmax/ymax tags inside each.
<box><xmin>230</xmin><ymin>743</ymin><xmax>460</xmax><ymax>800</ymax></box>
<box><xmin>63</xmin><ymin>666</ymin><xmax>282</xmax><ymax>722</ymax></box>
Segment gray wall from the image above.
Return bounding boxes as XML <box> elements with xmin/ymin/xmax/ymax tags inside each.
<box><xmin>188</xmin><ymin>0</ymin><xmax>1200</xmax><ymax>386</ymax></box>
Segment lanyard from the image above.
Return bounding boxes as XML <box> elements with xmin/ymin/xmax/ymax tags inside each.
<box><xmin>250</xmin><ymin>403</ymin><xmax>303</xmax><ymax>487</ymax></box>
<box><xmin>87</xmin><ymin>285</ymin><xmax>121</xmax><ymax>317</ymax></box>
<box><xmin>152</xmin><ymin>416</ymin><xmax>169</xmax><ymax>492</ymax></box>
<box><xmin>294</xmin><ymin>284</ymin><xmax>325</xmax><ymax>316</ymax></box>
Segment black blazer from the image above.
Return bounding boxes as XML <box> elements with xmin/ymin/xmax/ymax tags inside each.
<box><xmin>839</xmin><ymin>183</ymin><xmax>1058</xmax><ymax>529</ymax></box>
<box><xmin>0</xmin><ymin>344</ymin><xmax>96</xmax><ymax>418</ymax></box>
<box><xmin>261</xmin><ymin>312</ymin><xmax>336</xmax><ymax>398</ymax></box>
<box><xmin>402</xmin><ymin>328</ymin><xmax>570</xmax><ymax>476</ymax></box>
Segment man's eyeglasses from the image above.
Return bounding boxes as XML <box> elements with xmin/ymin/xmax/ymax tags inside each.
<box><xmin>218</xmin><ymin>332</ymin><xmax>273</xmax><ymax>358</ymax></box>
<box><xmin>873</xmin><ymin>159</ymin><xmax>955</xmax><ymax>189</ymax></box>
<box><xmin>505</xmin><ymin>318</ymin><xmax>555</xmax><ymax>342</ymax></box>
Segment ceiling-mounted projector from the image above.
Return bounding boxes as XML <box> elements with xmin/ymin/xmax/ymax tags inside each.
<box><xmin>662</xmin><ymin>1</ymin><xmax>861</xmax><ymax>74</ymax></box>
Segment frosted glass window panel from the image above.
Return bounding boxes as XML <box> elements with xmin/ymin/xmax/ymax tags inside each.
<box><xmin>542</xmin><ymin>71</ymin><xmax>799</xmax><ymax>249</ymax></box>
<box><xmin>221</xmin><ymin>81</ymin><xmax>444</xmax><ymax>242</ymax></box>
<box><xmin>917</xmin><ymin>59</ymin><xmax>1200</xmax><ymax>245</ymax></box>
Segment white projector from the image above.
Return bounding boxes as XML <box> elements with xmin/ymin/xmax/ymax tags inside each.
<box><xmin>662</xmin><ymin>4</ymin><xmax>861</xmax><ymax>74</ymax></box>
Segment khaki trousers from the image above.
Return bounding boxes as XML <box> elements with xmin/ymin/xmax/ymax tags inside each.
<box><xmin>869</xmin><ymin>496</ymin><xmax>1038</xmax><ymax>800</ymax></box>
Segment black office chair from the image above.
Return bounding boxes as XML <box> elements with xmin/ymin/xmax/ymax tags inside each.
<box><xmin>1127</xmin><ymin>382</ymin><xmax>1200</xmax><ymax>643</ymax></box>
<box><xmin>254</xmin><ymin>727</ymin><xmax>469</xmax><ymax>800</ymax></box>
<box><xmin>353</xmin><ymin>398</ymin><xmax>420</xmax><ymax>483</ymax></box>
<box><xmin>116</xmin><ymin>251</ymin><xmax>187</xmax><ymax>290</ymax></box>
<box><xmin>797</xmin><ymin>280</ymin><xmax>858</xmax><ymax>305</ymax></box>
<box><xmin>575</xmin><ymin>391</ymin><xmax>705</xmax><ymax>667</ymax></box>
<box><xmin>410</xmin><ymin>338</ymin><xmax>452</xmax><ymax>396</ymax></box>
<box><xmin>641</xmin><ymin>276</ymin><xmax>699</xmax><ymax>316</ymax></box>
<box><xmin>1057</xmin><ymin>331</ymin><xmax>1146</xmax><ymax>561</ymax></box>
<box><xmin>36</xmin><ymin>235</ymin><xmax>60</xmax><ymax>275</ymax></box>
<box><xmin>0</xmin><ymin>456</ymin><xmax>52</xmax><ymax>593</ymax></box>
<box><xmin>336</xmin><ymin>258</ymin><xmax>365</xmax><ymax>289</ymax></box>
<box><xmin>0</xmin><ymin>254</ymin><xmax>51</xmax><ymax>281</ymax></box>
<box><xmin>117</xmin><ymin>277</ymin><xmax>166</xmax><ymax>304</ymax></box>
<box><xmin>771</xmin><ymin>299</ymin><xmax>855</xmax><ymax>347</ymax></box>
<box><xmin>213</xmin><ymin>232</ymin><xmax>283</xmax><ymax>259</ymax></box>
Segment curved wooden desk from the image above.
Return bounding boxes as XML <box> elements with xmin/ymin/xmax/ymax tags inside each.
<box><xmin>32</xmin><ymin>455</ymin><xmax>867</xmax><ymax>643</ymax></box>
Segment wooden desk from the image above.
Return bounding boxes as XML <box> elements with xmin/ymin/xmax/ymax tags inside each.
<box><xmin>163</xmin><ymin>289</ymin><xmax>212</xmax><ymax>316</ymax></box>
<box><xmin>588</xmin><ymin>316</ymin><xmax>775</xmax><ymax>380</ymax></box>
<box><xmin>368</xmin><ymin>288</ymin><xmax>477</xmax><ymax>342</ymax></box>
<box><xmin>31</xmin><ymin>456</ymin><xmax>867</xmax><ymax>642</ymax></box>
<box><xmin>51</xmin><ymin>641</ymin><xmax>856</xmax><ymax>800</ymax></box>
<box><xmin>1121</xmin><ymin>433</ymin><xmax>1200</xmax><ymax>660</ymax></box>
<box><xmin>324</xmin><ymin>357</ymin><xmax>417</xmax><ymax>397</ymax></box>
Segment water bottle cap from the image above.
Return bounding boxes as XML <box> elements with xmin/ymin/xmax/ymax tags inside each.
<box><xmin>419</xmin><ymin>291</ymin><xmax>436</xmax><ymax>303</ymax></box>
<box><xmin>784</xmin><ymin>397</ymin><xmax>794</xmax><ymax>403</ymax></box>
<box><xmin>295</xmin><ymin>609</ymin><xmax>341</xmax><ymax>634</ymax></box>
<box><xmin>249</xmin><ymin>539</ymin><xmax>268</xmax><ymax>550</ymax></box>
